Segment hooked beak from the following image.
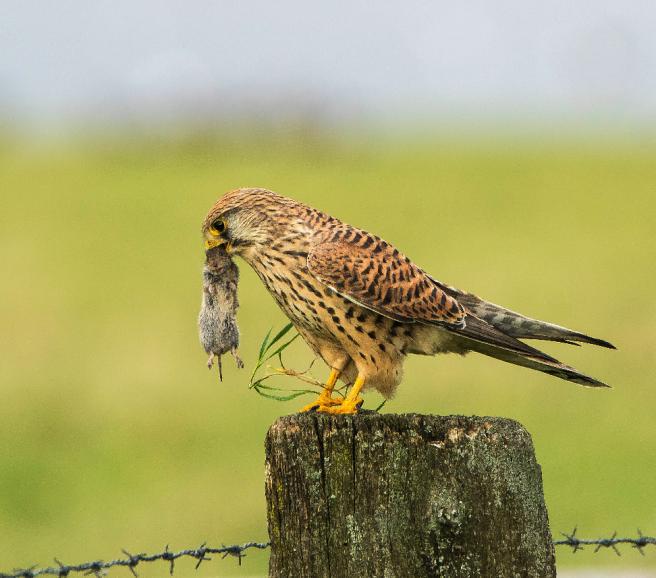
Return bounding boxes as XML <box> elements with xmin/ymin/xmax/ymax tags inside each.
<box><xmin>204</xmin><ymin>230</ymin><xmax>233</xmax><ymax>253</ymax></box>
<box><xmin>204</xmin><ymin>226</ymin><xmax>225</xmax><ymax>250</ymax></box>
<box><xmin>205</xmin><ymin>237</ymin><xmax>225</xmax><ymax>250</ymax></box>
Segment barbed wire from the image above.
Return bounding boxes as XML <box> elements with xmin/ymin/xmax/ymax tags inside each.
<box><xmin>554</xmin><ymin>528</ymin><xmax>656</xmax><ymax>556</ymax></box>
<box><xmin>2</xmin><ymin>530</ymin><xmax>654</xmax><ymax>577</ymax></box>
<box><xmin>0</xmin><ymin>542</ymin><xmax>270</xmax><ymax>578</ymax></box>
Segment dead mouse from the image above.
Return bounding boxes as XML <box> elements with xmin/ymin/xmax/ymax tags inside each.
<box><xmin>198</xmin><ymin>246</ymin><xmax>244</xmax><ymax>381</ymax></box>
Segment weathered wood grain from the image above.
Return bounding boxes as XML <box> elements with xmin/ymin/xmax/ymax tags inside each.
<box><xmin>265</xmin><ymin>412</ymin><xmax>555</xmax><ymax>578</ymax></box>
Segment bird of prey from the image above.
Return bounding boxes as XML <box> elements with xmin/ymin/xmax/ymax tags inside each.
<box><xmin>202</xmin><ymin>188</ymin><xmax>614</xmax><ymax>414</ymax></box>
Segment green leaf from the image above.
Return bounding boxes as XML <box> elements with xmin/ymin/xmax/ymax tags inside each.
<box><xmin>249</xmin><ymin>327</ymin><xmax>275</xmax><ymax>386</ymax></box>
<box><xmin>265</xmin><ymin>333</ymin><xmax>300</xmax><ymax>362</ymax></box>
<box><xmin>374</xmin><ymin>399</ymin><xmax>388</xmax><ymax>412</ymax></box>
<box><xmin>249</xmin><ymin>377</ymin><xmax>267</xmax><ymax>389</ymax></box>
<box><xmin>248</xmin><ymin>365</ymin><xmax>261</xmax><ymax>388</ymax></box>
<box><xmin>255</xmin><ymin>382</ymin><xmax>316</xmax><ymax>394</ymax></box>
<box><xmin>253</xmin><ymin>383</ymin><xmax>316</xmax><ymax>401</ymax></box>
<box><xmin>265</xmin><ymin>323</ymin><xmax>295</xmax><ymax>353</ymax></box>
<box><xmin>258</xmin><ymin>327</ymin><xmax>273</xmax><ymax>362</ymax></box>
<box><xmin>248</xmin><ymin>323</ymin><xmax>311</xmax><ymax>400</ymax></box>
<box><xmin>253</xmin><ymin>389</ymin><xmax>307</xmax><ymax>401</ymax></box>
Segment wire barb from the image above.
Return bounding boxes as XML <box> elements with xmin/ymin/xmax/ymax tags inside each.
<box><xmin>221</xmin><ymin>544</ymin><xmax>246</xmax><ymax>566</ymax></box>
<box><xmin>193</xmin><ymin>543</ymin><xmax>211</xmax><ymax>570</ymax></box>
<box><xmin>119</xmin><ymin>550</ymin><xmax>140</xmax><ymax>578</ymax></box>
<box><xmin>52</xmin><ymin>559</ymin><xmax>68</xmax><ymax>578</ymax></box>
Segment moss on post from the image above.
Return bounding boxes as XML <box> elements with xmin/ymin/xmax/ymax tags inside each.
<box><xmin>265</xmin><ymin>413</ymin><xmax>555</xmax><ymax>578</ymax></box>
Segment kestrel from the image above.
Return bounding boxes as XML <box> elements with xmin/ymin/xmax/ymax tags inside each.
<box><xmin>202</xmin><ymin>188</ymin><xmax>614</xmax><ymax>414</ymax></box>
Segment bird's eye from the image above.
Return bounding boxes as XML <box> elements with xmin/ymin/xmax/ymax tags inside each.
<box><xmin>211</xmin><ymin>219</ymin><xmax>226</xmax><ymax>234</ymax></box>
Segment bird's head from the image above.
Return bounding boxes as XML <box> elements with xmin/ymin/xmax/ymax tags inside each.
<box><xmin>202</xmin><ymin>188</ymin><xmax>290</xmax><ymax>257</ymax></box>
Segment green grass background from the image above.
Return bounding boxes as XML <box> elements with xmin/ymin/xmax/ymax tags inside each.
<box><xmin>0</xmin><ymin>130</ymin><xmax>654</xmax><ymax>576</ymax></box>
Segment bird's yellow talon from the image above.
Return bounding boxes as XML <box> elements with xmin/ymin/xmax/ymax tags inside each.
<box><xmin>299</xmin><ymin>393</ymin><xmax>343</xmax><ymax>413</ymax></box>
<box><xmin>299</xmin><ymin>368</ymin><xmax>343</xmax><ymax>412</ymax></box>
<box><xmin>313</xmin><ymin>398</ymin><xmax>363</xmax><ymax>414</ymax></box>
<box><xmin>301</xmin><ymin>375</ymin><xmax>366</xmax><ymax>415</ymax></box>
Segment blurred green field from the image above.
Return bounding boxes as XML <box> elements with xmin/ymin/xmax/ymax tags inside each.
<box><xmin>0</xmin><ymin>130</ymin><xmax>654</xmax><ymax>576</ymax></box>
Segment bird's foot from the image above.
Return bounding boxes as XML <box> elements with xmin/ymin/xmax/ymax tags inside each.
<box><xmin>299</xmin><ymin>392</ymin><xmax>343</xmax><ymax>413</ymax></box>
<box><xmin>307</xmin><ymin>375</ymin><xmax>366</xmax><ymax>414</ymax></box>
<box><xmin>313</xmin><ymin>397</ymin><xmax>364</xmax><ymax>414</ymax></box>
<box><xmin>302</xmin><ymin>395</ymin><xmax>363</xmax><ymax>414</ymax></box>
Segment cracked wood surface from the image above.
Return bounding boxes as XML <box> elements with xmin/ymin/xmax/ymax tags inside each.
<box><xmin>265</xmin><ymin>412</ymin><xmax>556</xmax><ymax>578</ymax></box>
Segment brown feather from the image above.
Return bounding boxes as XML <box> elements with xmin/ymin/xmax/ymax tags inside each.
<box><xmin>429</xmin><ymin>277</ymin><xmax>616</xmax><ymax>349</ymax></box>
<box><xmin>308</xmin><ymin>240</ymin><xmax>466</xmax><ymax>328</ymax></box>
<box><xmin>449</xmin><ymin>314</ymin><xmax>559</xmax><ymax>363</ymax></box>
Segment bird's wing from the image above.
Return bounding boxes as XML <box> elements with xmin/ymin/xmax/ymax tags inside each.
<box><xmin>308</xmin><ymin>237</ymin><xmax>562</xmax><ymax>363</ymax></box>
<box><xmin>307</xmin><ymin>238</ymin><xmax>466</xmax><ymax>327</ymax></box>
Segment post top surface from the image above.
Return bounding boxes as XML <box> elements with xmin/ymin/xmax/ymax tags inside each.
<box><xmin>268</xmin><ymin>412</ymin><xmax>532</xmax><ymax>446</ymax></box>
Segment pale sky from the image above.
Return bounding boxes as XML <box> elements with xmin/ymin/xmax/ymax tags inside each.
<box><xmin>1</xmin><ymin>0</ymin><xmax>655</xmax><ymax>128</ymax></box>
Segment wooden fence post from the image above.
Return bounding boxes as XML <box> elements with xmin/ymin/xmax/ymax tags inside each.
<box><xmin>265</xmin><ymin>413</ymin><xmax>556</xmax><ymax>577</ymax></box>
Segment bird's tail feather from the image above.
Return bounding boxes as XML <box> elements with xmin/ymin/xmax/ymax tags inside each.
<box><xmin>464</xmin><ymin>336</ymin><xmax>609</xmax><ymax>387</ymax></box>
<box><xmin>447</xmin><ymin>314</ymin><xmax>610</xmax><ymax>388</ymax></box>
<box><xmin>437</xmin><ymin>283</ymin><xmax>616</xmax><ymax>349</ymax></box>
